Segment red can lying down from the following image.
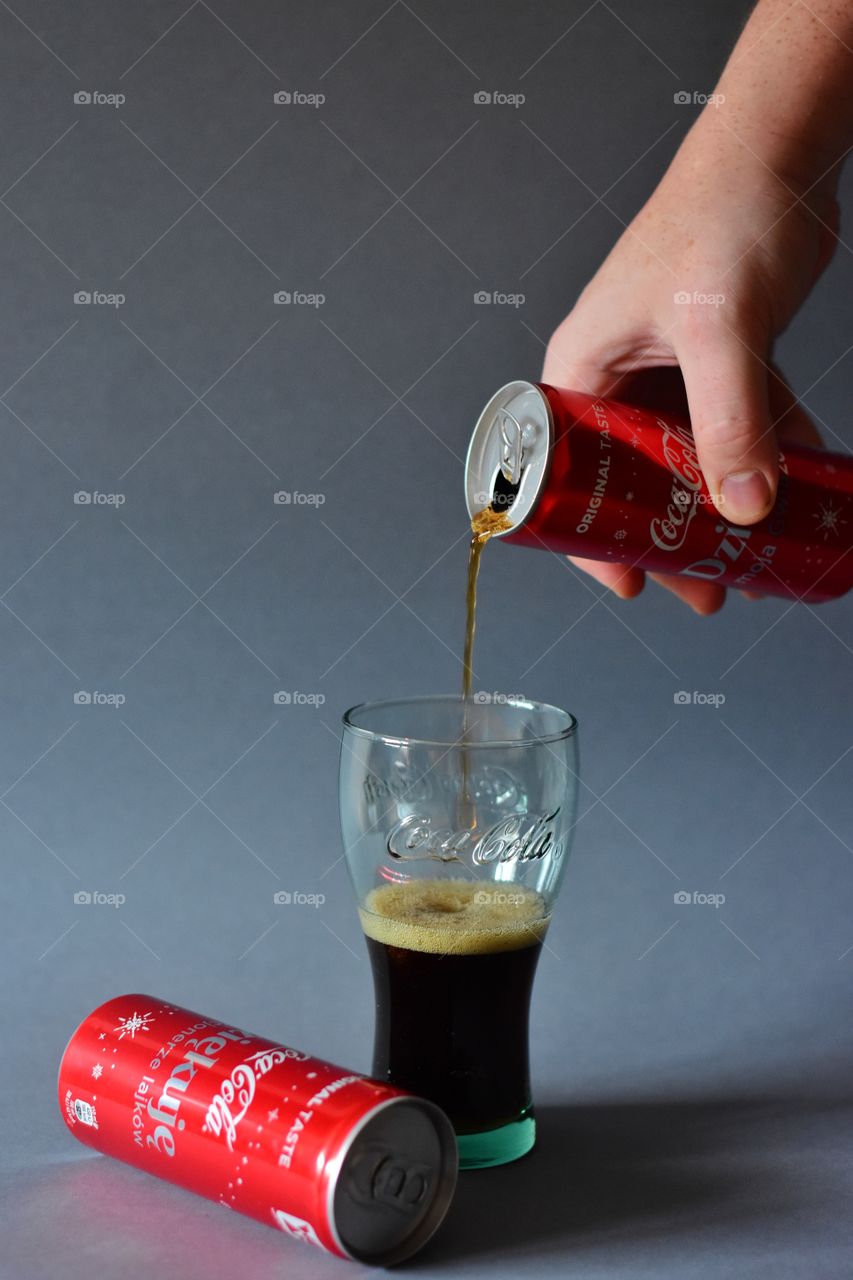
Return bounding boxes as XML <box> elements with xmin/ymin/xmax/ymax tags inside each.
<box><xmin>58</xmin><ymin>993</ymin><xmax>457</xmax><ymax>1265</ymax></box>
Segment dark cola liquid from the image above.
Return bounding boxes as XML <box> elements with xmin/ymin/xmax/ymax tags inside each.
<box><xmin>462</xmin><ymin>506</ymin><xmax>511</xmax><ymax>703</ymax></box>
<box><xmin>361</xmin><ymin>880</ymin><xmax>547</xmax><ymax>1134</ymax></box>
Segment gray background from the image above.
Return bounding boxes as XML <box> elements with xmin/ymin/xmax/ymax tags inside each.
<box><xmin>1</xmin><ymin>1</ymin><xmax>852</xmax><ymax>1276</ymax></box>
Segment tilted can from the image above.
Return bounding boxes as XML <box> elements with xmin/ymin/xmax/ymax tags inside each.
<box><xmin>58</xmin><ymin>993</ymin><xmax>457</xmax><ymax>1265</ymax></box>
<box><xmin>464</xmin><ymin>381</ymin><xmax>853</xmax><ymax>602</ymax></box>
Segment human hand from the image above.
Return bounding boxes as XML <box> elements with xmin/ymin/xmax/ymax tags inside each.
<box><xmin>543</xmin><ymin>125</ymin><xmax>836</xmax><ymax>613</ymax></box>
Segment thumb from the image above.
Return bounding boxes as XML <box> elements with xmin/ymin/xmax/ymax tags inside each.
<box><xmin>675</xmin><ymin>317</ymin><xmax>778</xmax><ymax>524</ymax></box>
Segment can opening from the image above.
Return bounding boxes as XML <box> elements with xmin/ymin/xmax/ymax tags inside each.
<box><xmin>490</xmin><ymin>465</ymin><xmax>520</xmax><ymax>514</ymax></box>
<box><xmin>465</xmin><ymin>381</ymin><xmax>552</xmax><ymax>533</ymax></box>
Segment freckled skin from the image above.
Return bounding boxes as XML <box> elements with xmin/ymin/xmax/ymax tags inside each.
<box><xmin>543</xmin><ymin>0</ymin><xmax>853</xmax><ymax>614</ymax></box>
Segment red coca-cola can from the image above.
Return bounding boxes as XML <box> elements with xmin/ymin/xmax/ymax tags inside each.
<box><xmin>464</xmin><ymin>382</ymin><xmax>853</xmax><ymax>601</ymax></box>
<box><xmin>58</xmin><ymin>993</ymin><xmax>457</xmax><ymax>1265</ymax></box>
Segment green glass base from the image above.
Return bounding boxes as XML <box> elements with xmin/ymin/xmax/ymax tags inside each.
<box><xmin>456</xmin><ymin>1110</ymin><xmax>536</xmax><ymax>1169</ymax></box>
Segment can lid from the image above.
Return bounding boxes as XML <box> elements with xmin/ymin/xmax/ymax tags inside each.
<box><xmin>329</xmin><ymin>1096</ymin><xmax>458</xmax><ymax>1266</ymax></box>
<box><xmin>464</xmin><ymin>380</ymin><xmax>552</xmax><ymax>532</ymax></box>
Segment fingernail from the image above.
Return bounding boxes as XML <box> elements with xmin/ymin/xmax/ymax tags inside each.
<box><xmin>720</xmin><ymin>470</ymin><xmax>771</xmax><ymax>523</ymax></box>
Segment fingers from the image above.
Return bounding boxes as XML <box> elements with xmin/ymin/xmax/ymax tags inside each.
<box><xmin>647</xmin><ymin>572</ymin><xmax>726</xmax><ymax>615</ymax></box>
<box><xmin>568</xmin><ymin>556</ymin><xmax>645</xmax><ymax>599</ymax></box>
<box><xmin>568</xmin><ymin>559</ymin><xmax>726</xmax><ymax>612</ymax></box>
<box><xmin>541</xmin><ymin>303</ymin><xmax>649</xmax><ymax>401</ymax></box>
<box><xmin>675</xmin><ymin>314</ymin><xmax>778</xmax><ymax>525</ymax></box>
<box><xmin>541</xmin><ymin>345</ymin><xmax>618</xmax><ymax>399</ymax></box>
<box><xmin>542</xmin><ymin>315</ymin><xmax>597</xmax><ymax>391</ymax></box>
<box><xmin>545</xmin><ymin>308</ymin><xmax>654</xmax><ymax>604</ymax></box>
<box><xmin>568</xmin><ymin>554</ymin><xmax>729</xmax><ymax>612</ymax></box>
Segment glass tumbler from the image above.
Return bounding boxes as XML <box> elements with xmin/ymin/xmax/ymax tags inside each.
<box><xmin>339</xmin><ymin>695</ymin><xmax>579</xmax><ymax>1169</ymax></box>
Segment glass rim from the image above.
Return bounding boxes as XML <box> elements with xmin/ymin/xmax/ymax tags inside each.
<box><xmin>341</xmin><ymin>694</ymin><xmax>578</xmax><ymax>750</ymax></box>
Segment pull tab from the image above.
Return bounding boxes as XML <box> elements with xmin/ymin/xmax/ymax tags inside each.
<box><xmin>347</xmin><ymin>1144</ymin><xmax>432</xmax><ymax>1215</ymax></box>
<box><xmin>371</xmin><ymin>1156</ymin><xmax>430</xmax><ymax>1211</ymax></box>
<box><xmin>498</xmin><ymin>408</ymin><xmax>525</xmax><ymax>484</ymax></box>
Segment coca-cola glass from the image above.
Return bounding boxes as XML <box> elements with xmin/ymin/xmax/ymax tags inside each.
<box><xmin>339</xmin><ymin>694</ymin><xmax>579</xmax><ymax>1169</ymax></box>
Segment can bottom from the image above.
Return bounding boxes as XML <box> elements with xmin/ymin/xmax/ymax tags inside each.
<box><xmin>456</xmin><ymin>1109</ymin><xmax>536</xmax><ymax>1169</ymax></box>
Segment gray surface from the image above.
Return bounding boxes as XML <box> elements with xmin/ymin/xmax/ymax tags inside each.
<box><xmin>1</xmin><ymin>1</ymin><xmax>852</xmax><ymax>1276</ymax></box>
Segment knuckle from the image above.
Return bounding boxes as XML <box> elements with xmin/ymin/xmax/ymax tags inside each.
<box><xmin>675</xmin><ymin>285</ymin><xmax>767</xmax><ymax>344</ymax></box>
<box><xmin>674</xmin><ymin>301</ymin><xmax>722</xmax><ymax>340</ymax></box>
<box><xmin>543</xmin><ymin>321</ymin><xmax>572</xmax><ymax>372</ymax></box>
<box><xmin>695</xmin><ymin>410</ymin><xmax>759</xmax><ymax>453</ymax></box>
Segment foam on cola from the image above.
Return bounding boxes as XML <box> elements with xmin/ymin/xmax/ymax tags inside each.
<box><xmin>360</xmin><ymin>879</ymin><xmax>548</xmax><ymax>952</ymax></box>
<box><xmin>360</xmin><ymin>880</ymin><xmax>547</xmax><ymax>1136</ymax></box>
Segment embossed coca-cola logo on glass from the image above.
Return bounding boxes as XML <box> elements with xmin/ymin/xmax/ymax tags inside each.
<box><xmin>386</xmin><ymin>807</ymin><xmax>563</xmax><ymax>866</ymax></box>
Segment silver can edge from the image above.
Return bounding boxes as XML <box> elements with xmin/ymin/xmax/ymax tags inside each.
<box><xmin>326</xmin><ymin>1094</ymin><xmax>458</xmax><ymax>1266</ymax></box>
<box><xmin>464</xmin><ymin>380</ymin><xmax>553</xmax><ymax>532</ymax></box>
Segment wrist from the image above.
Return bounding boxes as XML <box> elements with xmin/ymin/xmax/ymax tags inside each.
<box><xmin>676</xmin><ymin>107</ymin><xmax>839</xmax><ymax>208</ymax></box>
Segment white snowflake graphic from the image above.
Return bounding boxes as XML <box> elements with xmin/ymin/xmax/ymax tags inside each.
<box><xmin>91</xmin><ymin>1063</ymin><xmax>103</xmax><ymax>1080</ymax></box>
<box><xmin>113</xmin><ymin>1010</ymin><xmax>154</xmax><ymax>1040</ymax></box>
<box><xmin>267</xmin><ymin>1108</ymin><xmax>279</xmax><ymax>1123</ymax></box>
<box><xmin>814</xmin><ymin>501</ymin><xmax>847</xmax><ymax>541</ymax></box>
<box><xmin>614</xmin><ymin>529</ymin><xmax>627</xmax><ymax>541</ymax></box>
